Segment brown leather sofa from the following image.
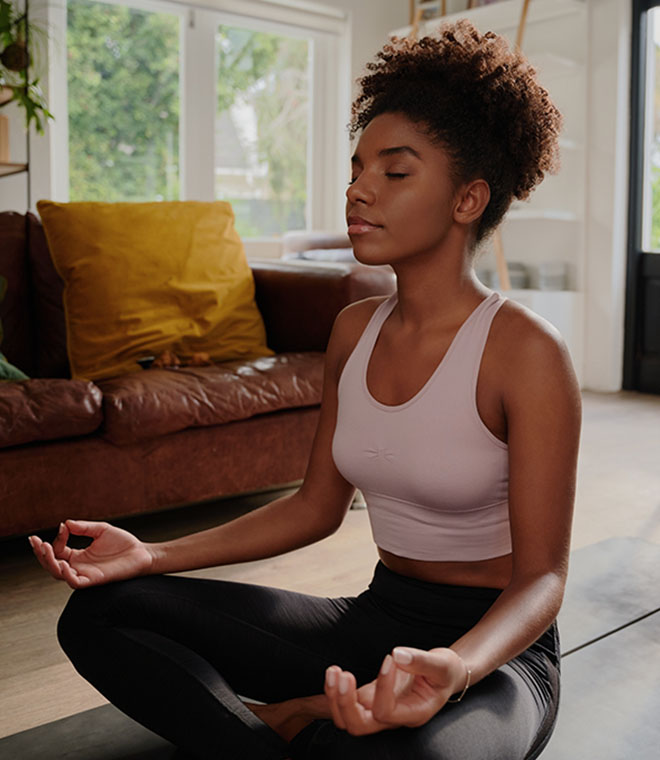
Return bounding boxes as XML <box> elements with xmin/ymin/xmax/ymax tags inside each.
<box><xmin>0</xmin><ymin>211</ymin><xmax>395</xmax><ymax>539</ymax></box>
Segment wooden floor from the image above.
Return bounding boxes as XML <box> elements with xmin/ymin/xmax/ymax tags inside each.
<box><xmin>1</xmin><ymin>390</ymin><xmax>659</xmax><ymax>741</ymax></box>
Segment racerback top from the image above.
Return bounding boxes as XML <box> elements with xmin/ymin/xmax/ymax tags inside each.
<box><xmin>332</xmin><ymin>291</ymin><xmax>511</xmax><ymax>562</ymax></box>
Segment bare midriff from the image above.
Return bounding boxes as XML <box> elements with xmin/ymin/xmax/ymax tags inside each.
<box><xmin>378</xmin><ymin>547</ymin><xmax>513</xmax><ymax>590</ymax></box>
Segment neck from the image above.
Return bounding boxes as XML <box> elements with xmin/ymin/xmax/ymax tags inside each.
<box><xmin>390</xmin><ymin>239</ymin><xmax>489</xmax><ymax>330</ymax></box>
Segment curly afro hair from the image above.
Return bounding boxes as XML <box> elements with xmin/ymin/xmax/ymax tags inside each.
<box><xmin>350</xmin><ymin>20</ymin><xmax>562</xmax><ymax>246</ymax></box>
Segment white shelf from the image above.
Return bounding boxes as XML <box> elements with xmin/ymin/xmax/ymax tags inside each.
<box><xmin>0</xmin><ymin>162</ymin><xmax>28</xmax><ymax>178</ymax></box>
<box><xmin>506</xmin><ymin>208</ymin><xmax>578</xmax><ymax>222</ymax></box>
<box><xmin>559</xmin><ymin>138</ymin><xmax>583</xmax><ymax>151</ymax></box>
<box><xmin>392</xmin><ymin>0</ymin><xmax>586</xmax><ymax>38</ymax></box>
<box><xmin>501</xmin><ymin>287</ymin><xmax>579</xmax><ymax>297</ymax></box>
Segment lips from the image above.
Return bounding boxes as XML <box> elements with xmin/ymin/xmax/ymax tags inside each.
<box><xmin>347</xmin><ymin>215</ymin><xmax>383</xmax><ymax>235</ymax></box>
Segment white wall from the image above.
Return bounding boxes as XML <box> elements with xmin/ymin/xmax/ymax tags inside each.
<box><xmin>321</xmin><ymin>0</ymin><xmax>408</xmax><ymax>91</ymax></box>
<box><xmin>583</xmin><ymin>0</ymin><xmax>631</xmax><ymax>391</ymax></box>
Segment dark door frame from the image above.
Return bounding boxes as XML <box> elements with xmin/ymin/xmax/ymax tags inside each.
<box><xmin>624</xmin><ymin>0</ymin><xmax>660</xmax><ymax>389</ymax></box>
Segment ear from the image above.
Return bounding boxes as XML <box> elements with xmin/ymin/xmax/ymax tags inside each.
<box><xmin>453</xmin><ymin>179</ymin><xmax>491</xmax><ymax>225</ymax></box>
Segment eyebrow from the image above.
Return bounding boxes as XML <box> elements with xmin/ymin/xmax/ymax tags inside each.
<box><xmin>351</xmin><ymin>145</ymin><xmax>422</xmax><ymax>164</ymax></box>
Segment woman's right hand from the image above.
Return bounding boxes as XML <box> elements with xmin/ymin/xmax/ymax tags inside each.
<box><xmin>29</xmin><ymin>520</ymin><xmax>155</xmax><ymax>589</ymax></box>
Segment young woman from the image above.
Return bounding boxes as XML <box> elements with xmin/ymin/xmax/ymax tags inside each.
<box><xmin>30</xmin><ymin>21</ymin><xmax>580</xmax><ymax>760</ymax></box>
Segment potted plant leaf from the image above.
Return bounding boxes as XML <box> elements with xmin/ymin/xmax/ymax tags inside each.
<box><xmin>0</xmin><ymin>0</ymin><xmax>53</xmax><ymax>135</ymax></box>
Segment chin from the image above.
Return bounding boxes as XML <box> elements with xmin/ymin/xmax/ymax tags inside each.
<box><xmin>349</xmin><ymin>236</ymin><xmax>395</xmax><ymax>267</ymax></box>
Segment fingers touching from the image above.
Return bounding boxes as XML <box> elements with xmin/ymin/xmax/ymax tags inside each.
<box><xmin>65</xmin><ymin>519</ymin><xmax>108</xmax><ymax>539</ymax></box>
<box><xmin>392</xmin><ymin>646</ymin><xmax>455</xmax><ymax>689</ymax></box>
<box><xmin>52</xmin><ymin>522</ymin><xmax>73</xmax><ymax>559</ymax></box>
<box><xmin>324</xmin><ymin>649</ymin><xmax>456</xmax><ymax>735</ymax></box>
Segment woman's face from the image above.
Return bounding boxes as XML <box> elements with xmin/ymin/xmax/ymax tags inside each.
<box><xmin>346</xmin><ymin>112</ymin><xmax>463</xmax><ymax>267</ymax></box>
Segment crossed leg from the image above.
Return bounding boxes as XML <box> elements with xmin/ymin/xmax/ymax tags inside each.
<box><xmin>57</xmin><ymin>573</ymin><xmax>557</xmax><ymax>760</ymax></box>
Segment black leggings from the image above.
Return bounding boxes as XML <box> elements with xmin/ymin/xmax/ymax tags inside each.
<box><xmin>57</xmin><ymin>562</ymin><xmax>560</xmax><ymax>760</ymax></box>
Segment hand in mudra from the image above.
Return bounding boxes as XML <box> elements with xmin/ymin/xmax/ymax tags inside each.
<box><xmin>29</xmin><ymin>520</ymin><xmax>154</xmax><ymax>589</ymax></box>
<box><xmin>324</xmin><ymin>646</ymin><xmax>467</xmax><ymax>735</ymax></box>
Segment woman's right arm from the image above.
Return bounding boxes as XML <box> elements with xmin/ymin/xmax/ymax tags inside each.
<box><xmin>30</xmin><ymin>302</ymin><xmax>377</xmax><ymax>588</ymax></box>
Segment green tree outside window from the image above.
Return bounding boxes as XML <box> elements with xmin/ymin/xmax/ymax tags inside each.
<box><xmin>67</xmin><ymin>0</ymin><xmax>180</xmax><ymax>202</ymax></box>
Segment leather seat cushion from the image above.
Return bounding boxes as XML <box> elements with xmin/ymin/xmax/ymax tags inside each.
<box><xmin>99</xmin><ymin>352</ymin><xmax>324</xmax><ymax>445</ymax></box>
<box><xmin>0</xmin><ymin>379</ymin><xmax>103</xmax><ymax>448</ymax></box>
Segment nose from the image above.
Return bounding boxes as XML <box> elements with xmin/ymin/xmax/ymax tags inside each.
<box><xmin>346</xmin><ymin>172</ymin><xmax>375</xmax><ymax>205</ymax></box>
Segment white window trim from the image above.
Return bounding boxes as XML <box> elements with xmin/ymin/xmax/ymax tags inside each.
<box><xmin>42</xmin><ymin>0</ymin><xmax>351</xmax><ymax>253</ymax></box>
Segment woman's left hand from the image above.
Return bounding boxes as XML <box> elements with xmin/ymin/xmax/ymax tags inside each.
<box><xmin>324</xmin><ymin>647</ymin><xmax>468</xmax><ymax>736</ymax></box>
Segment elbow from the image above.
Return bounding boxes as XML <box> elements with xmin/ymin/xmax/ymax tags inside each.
<box><xmin>313</xmin><ymin>510</ymin><xmax>346</xmax><ymax>540</ymax></box>
<box><xmin>507</xmin><ymin>568</ymin><xmax>567</xmax><ymax>620</ymax></box>
<box><xmin>291</xmin><ymin>486</ymin><xmax>352</xmax><ymax>541</ymax></box>
<box><xmin>290</xmin><ymin>506</ymin><xmax>345</xmax><ymax>547</ymax></box>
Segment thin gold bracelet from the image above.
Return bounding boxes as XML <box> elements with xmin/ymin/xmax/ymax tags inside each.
<box><xmin>447</xmin><ymin>664</ymin><xmax>472</xmax><ymax>703</ymax></box>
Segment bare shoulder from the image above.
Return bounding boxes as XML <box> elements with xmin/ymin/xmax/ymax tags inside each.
<box><xmin>326</xmin><ymin>295</ymin><xmax>391</xmax><ymax>372</ymax></box>
<box><xmin>487</xmin><ymin>298</ymin><xmax>580</xmax><ymax>406</ymax></box>
<box><xmin>492</xmin><ymin>298</ymin><xmax>565</xmax><ymax>352</ymax></box>
<box><xmin>334</xmin><ymin>294</ymin><xmax>390</xmax><ymax>334</ymax></box>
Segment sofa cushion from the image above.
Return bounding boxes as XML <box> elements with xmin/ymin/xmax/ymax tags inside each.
<box><xmin>99</xmin><ymin>352</ymin><xmax>324</xmax><ymax>445</ymax></box>
<box><xmin>0</xmin><ymin>211</ymin><xmax>35</xmax><ymax>376</ymax></box>
<box><xmin>0</xmin><ymin>379</ymin><xmax>103</xmax><ymax>448</ymax></box>
<box><xmin>36</xmin><ymin>200</ymin><xmax>273</xmax><ymax>381</ymax></box>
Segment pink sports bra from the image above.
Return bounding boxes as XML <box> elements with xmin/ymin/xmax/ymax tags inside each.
<box><xmin>332</xmin><ymin>291</ymin><xmax>511</xmax><ymax>562</ymax></box>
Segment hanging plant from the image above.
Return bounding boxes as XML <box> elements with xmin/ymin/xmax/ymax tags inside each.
<box><xmin>0</xmin><ymin>0</ymin><xmax>53</xmax><ymax>134</ymax></box>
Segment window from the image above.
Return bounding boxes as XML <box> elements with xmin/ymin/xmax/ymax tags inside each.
<box><xmin>61</xmin><ymin>0</ymin><xmax>348</xmax><ymax>240</ymax></box>
<box><xmin>215</xmin><ymin>25</ymin><xmax>310</xmax><ymax>237</ymax></box>
<box><xmin>67</xmin><ymin>0</ymin><xmax>181</xmax><ymax>202</ymax></box>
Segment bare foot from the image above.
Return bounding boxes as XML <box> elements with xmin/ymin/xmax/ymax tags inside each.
<box><xmin>245</xmin><ymin>701</ymin><xmax>312</xmax><ymax>742</ymax></box>
<box><xmin>245</xmin><ymin>694</ymin><xmax>330</xmax><ymax>743</ymax></box>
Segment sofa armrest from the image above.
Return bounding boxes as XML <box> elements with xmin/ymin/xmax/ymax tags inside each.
<box><xmin>250</xmin><ymin>259</ymin><xmax>396</xmax><ymax>353</ymax></box>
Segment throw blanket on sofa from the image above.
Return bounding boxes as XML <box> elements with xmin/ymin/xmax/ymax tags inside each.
<box><xmin>0</xmin><ymin>275</ymin><xmax>28</xmax><ymax>381</ymax></box>
<box><xmin>0</xmin><ymin>352</ymin><xmax>28</xmax><ymax>381</ymax></box>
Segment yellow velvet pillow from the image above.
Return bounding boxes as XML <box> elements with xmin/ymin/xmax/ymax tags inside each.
<box><xmin>37</xmin><ymin>200</ymin><xmax>272</xmax><ymax>381</ymax></box>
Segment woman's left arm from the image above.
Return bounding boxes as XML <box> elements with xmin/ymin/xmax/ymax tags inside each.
<box><xmin>449</xmin><ymin>317</ymin><xmax>581</xmax><ymax>683</ymax></box>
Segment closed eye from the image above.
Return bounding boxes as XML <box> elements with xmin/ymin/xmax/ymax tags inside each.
<box><xmin>348</xmin><ymin>172</ymin><xmax>408</xmax><ymax>185</ymax></box>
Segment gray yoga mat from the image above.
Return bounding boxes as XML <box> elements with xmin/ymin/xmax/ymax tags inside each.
<box><xmin>543</xmin><ymin>609</ymin><xmax>660</xmax><ymax>759</ymax></box>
